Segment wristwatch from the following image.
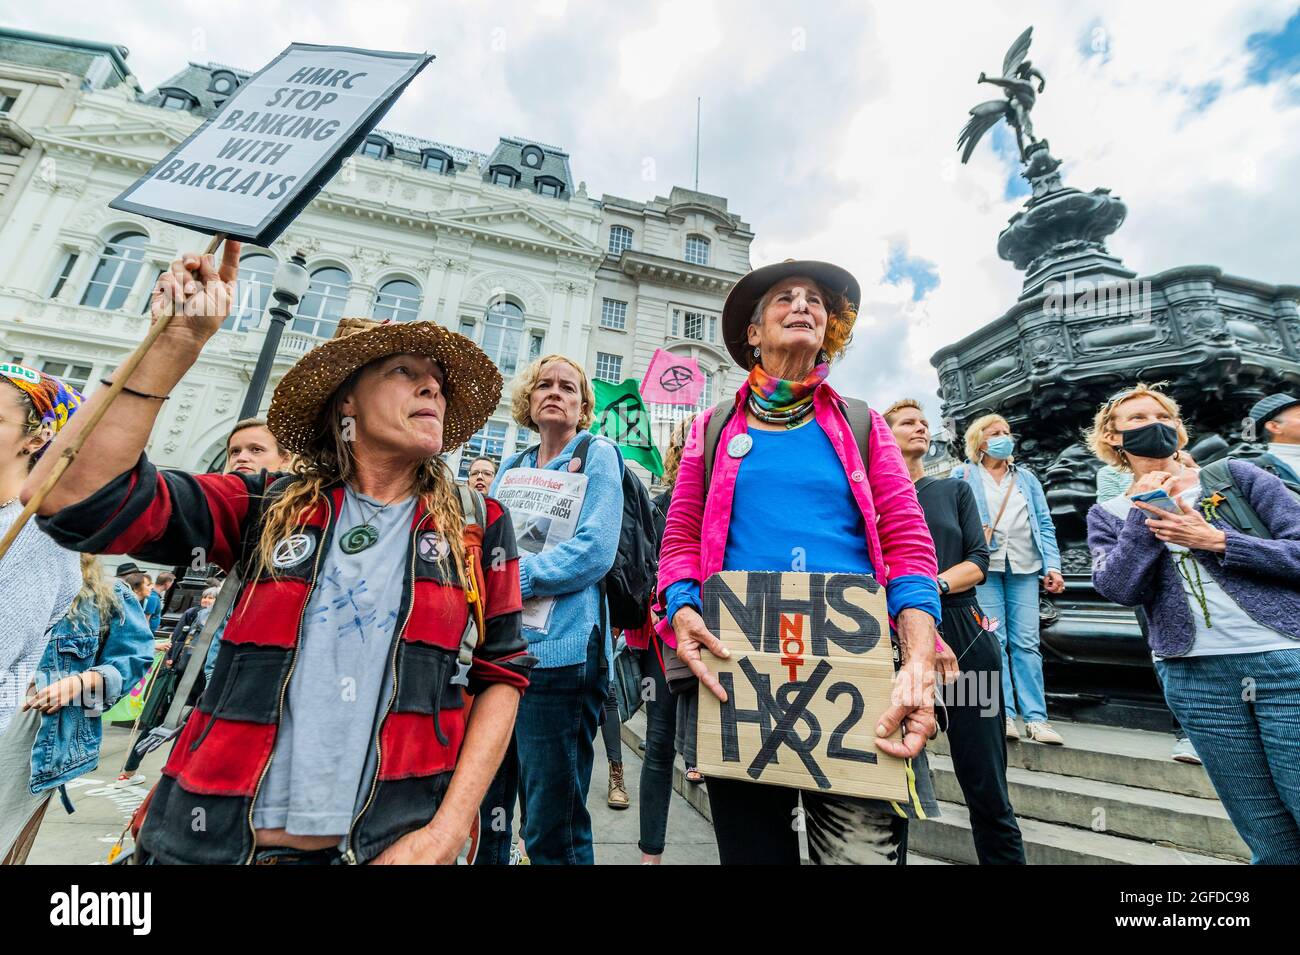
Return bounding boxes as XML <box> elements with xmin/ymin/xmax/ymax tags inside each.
<box><xmin>938</xmin><ymin>578</ymin><xmax>951</xmax><ymax>595</ymax></box>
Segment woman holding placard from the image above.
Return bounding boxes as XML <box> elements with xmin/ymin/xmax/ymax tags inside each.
<box><xmin>657</xmin><ymin>260</ymin><xmax>942</xmax><ymax>865</ymax></box>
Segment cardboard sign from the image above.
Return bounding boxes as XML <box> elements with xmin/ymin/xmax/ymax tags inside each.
<box><xmin>697</xmin><ymin>571</ymin><xmax>908</xmax><ymax>801</ymax></box>
<box><xmin>110</xmin><ymin>43</ymin><xmax>433</xmax><ymax>246</ymax></box>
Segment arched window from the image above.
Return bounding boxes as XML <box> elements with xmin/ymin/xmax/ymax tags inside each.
<box><xmin>481</xmin><ymin>299</ymin><xmax>524</xmax><ymax>377</ymax></box>
<box><xmin>293</xmin><ymin>266</ymin><xmax>350</xmax><ymax>338</ymax></box>
<box><xmin>684</xmin><ymin>234</ymin><xmax>710</xmax><ymax>266</ymax></box>
<box><xmin>225</xmin><ymin>252</ymin><xmax>277</xmax><ymax>331</ymax></box>
<box><xmin>608</xmin><ymin>225</ymin><xmax>633</xmax><ymax>255</ymax></box>
<box><xmin>81</xmin><ymin>231</ymin><xmax>147</xmax><ymax>310</ymax></box>
<box><xmin>372</xmin><ymin>278</ymin><xmax>422</xmax><ymax>323</ymax></box>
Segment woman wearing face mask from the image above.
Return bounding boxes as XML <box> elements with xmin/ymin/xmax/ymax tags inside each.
<box><xmin>1086</xmin><ymin>384</ymin><xmax>1300</xmax><ymax>864</ymax></box>
<box><xmin>952</xmin><ymin>415</ymin><xmax>1066</xmax><ymax>745</ymax></box>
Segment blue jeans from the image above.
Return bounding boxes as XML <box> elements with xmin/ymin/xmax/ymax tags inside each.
<box><xmin>1155</xmin><ymin>649</ymin><xmax>1300</xmax><ymax>864</ymax></box>
<box><xmin>476</xmin><ymin>626</ymin><xmax>606</xmax><ymax>865</ymax></box>
<box><xmin>976</xmin><ymin>570</ymin><xmax>1047</xmax><ymax>722</ymax></box>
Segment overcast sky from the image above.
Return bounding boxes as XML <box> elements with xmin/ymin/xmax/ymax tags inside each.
<box><xmin>11</xmin><ymin>1</ymin><xmax>1300</xmax><ymax>418</ymax></box>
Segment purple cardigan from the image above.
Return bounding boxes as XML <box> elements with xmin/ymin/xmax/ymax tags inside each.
<box><xmin>1086</xmin><ymin>460</ymin><xmax>1300</xmax><ymax>658</ymax></box>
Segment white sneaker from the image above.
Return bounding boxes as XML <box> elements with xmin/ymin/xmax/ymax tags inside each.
<box><xmin>1025</xmin><ymin>721</ymin><xmax>1064</xmax><ymax>745</ymax></box>
<box><xmin>1005</xmin><ymin>717</ymin><xmax>1021</xmax><ymax>740</ymax></box>
<box><xmin>1171</xmin><ymin>737</ymin><xmax>1202</xmax><ymax>764</ymax></box>
<box><xmin>114</xmin><ymin>773</ymin><xmax>145</xmax><ymax>788</ymax></box>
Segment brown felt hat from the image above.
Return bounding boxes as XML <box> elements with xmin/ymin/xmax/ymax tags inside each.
<box><xmin>721</xmin><ymin>259</ymin><xmax>861</xmax><ymax>369</ymax></box>
<box><xmin>266</xmin><ymin>318</ymin><xmax>502</xmax><ymax>455</ymax></box>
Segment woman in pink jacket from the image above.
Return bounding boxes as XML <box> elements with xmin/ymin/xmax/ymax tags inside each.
<box><xmin>657</xmin><ymin>259</ymin><xmax>943</xmax><ymax>865</ymax></box>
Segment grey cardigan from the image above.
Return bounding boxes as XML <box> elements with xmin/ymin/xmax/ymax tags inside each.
<box><xmin>1085</xmin><ymin>460</ymin><xmax>1300</xmax><ymax>658</ymax></box>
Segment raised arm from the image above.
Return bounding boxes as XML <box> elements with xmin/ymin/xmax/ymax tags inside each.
<box><xmin>24</xmin><ymin>244</ymin><xmax>240</xmax><ymax>514</ymax></box>
<box><xmin>1087</xmin><ymin>504</ymin><xmax>1167</xmax><ymax>606</ymax></box>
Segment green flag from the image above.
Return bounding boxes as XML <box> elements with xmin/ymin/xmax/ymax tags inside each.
<box><xmin>591</xmin><ymin>378</ymin><xmax>664</xmax><ymax>476</ymax></box>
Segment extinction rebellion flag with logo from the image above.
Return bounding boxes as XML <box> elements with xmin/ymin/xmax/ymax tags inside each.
<box><xmin>591</xmin><ymin>378</ymin><xmax>664</xmax><ymax>476</ymax></box>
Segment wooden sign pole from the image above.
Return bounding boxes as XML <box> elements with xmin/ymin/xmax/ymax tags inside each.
<box><xmin>0</xmin><ymin>233</ymin><xmax>225</xmax><ymax>565</ymax></box>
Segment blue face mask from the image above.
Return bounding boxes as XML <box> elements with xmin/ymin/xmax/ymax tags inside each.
<box><xmin>985</xmin><ymin>435</ymin><xmax>1015</xmax><ymax>459</ymax></box>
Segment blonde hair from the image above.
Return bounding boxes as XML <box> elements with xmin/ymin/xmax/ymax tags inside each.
<box><xmin>964</xmin><ymin>413</ymin><xmax>1011</xmax><ymax>464</ymax></box>
<box><xmin>509</xmin><ymin>355</ymin><xmax>595</xmax><ymax>432</ymax></box>
<box><xmin>883</xmin><ymin>398</ymin><xmax>923</xmax><ymax>425</ymax></box>
<box><xmin>1084</xmin><ymin>382</ymin><xmax>1188</xmax><ymax>470</ymax></box>
<box><xmin>750</xmin><ymin>278</ymin><xmax>858</xmax><ymax>367</ymax></box>
<box><xmin>70</xmin><ymin>554</ymin><xmax>121</xmax><ymax>624</ymax></box>
<box><xmin>661</xmin><ymin>413</ymin><xmax>698</xmax><ymax>488</ymax></box>
<box><xmin>254</xmin><ymin>364</ymin><xmax>466</xmax><ymax>587</ymax></box>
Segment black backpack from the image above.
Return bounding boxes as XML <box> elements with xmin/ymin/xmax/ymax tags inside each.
<box><xmin>515</xmin><ymin>434</ymin><xmax>660</xmax><ymax>630</ymax></box>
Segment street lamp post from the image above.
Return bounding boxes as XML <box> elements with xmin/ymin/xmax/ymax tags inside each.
<box><xmin>238</xmin><ymin>251</ymin><xmax>309</xmax><ymax>420</ymax></box>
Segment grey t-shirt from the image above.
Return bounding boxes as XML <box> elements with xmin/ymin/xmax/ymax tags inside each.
<box><xmin>251</xmin><ymin>487</ymin><xmax>416</xmax><ymax>836</ymax></box>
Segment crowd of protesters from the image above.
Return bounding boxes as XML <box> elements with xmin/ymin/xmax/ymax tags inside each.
<box><xmin>0</xmin><ymin>244</ymin><xmax>1297</xmax><ymax>867</ymax></box>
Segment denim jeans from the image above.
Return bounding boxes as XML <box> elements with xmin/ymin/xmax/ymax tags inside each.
<box><xmin>476</xmin><ymin>626</ymin><xmax>605</xmax><ymax>865</ymax></box>
<box><xmin>976</xmin><ymin>570</ymin><xmax>1048</xmax><ymax>722</ymax></box>
<box><xmin>637</xmin><ymin>638</ymin><xmax>676</xmax><ymax>856</ymax></box>
<box><xmin>1155</xmin><ymin>649</ymin><xmax>1300</xmax><ymax>864</ymax></box>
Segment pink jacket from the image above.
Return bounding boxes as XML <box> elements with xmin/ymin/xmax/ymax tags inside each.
<box><xmin>655</xmin><ymin>381</ymin><xmax>938</xmax><ymax>647</ymax></box>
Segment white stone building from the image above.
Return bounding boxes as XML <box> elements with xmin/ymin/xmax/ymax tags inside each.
<box><xmin>0</xmin><ymin>28</ymin><xmax>752</xmax><ymax>480</ymax></box>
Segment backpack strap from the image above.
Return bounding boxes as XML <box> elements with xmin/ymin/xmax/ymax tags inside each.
<box><xmin>839</xmin><ymin>395</ymin><xmax>875</xmax><ymax>465</ymax></box>
<box><xmin>570</xmin><ymin>432</ymin><xmax>596</xmax><ymax>473</ymax></box>
<box><xmin>702</xmin><ymin>399</ymin><xmax>738</xmax><ymax>495</ymax></box>
<box><xmin>1200</xmin><ymin>459</ymin><xmax>1274</xmax><ymax>540</ymax></box>
<box><xmin>455</xmin><ymin>484</ymin><xmax>489</xmax><ymax>672</ymax></box>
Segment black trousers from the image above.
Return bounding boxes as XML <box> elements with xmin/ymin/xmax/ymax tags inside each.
<box><xmin>940</xmin><ymin>596</ymin><xmax>1027</xmax><ymax>865</ymax></box>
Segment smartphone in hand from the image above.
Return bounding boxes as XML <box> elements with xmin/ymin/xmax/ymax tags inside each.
<box><xmin>1131</xmin><ymin>488</ymin><xmax>1181</xmax><ymax>513</ymax></box>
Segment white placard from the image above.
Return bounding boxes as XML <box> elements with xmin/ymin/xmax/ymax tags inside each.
<box><xmin>110</xmin><ymin>43</ymin><xmax>432</xmax><ymax>245</ymax></box>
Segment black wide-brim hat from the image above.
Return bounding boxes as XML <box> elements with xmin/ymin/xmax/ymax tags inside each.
<box><xmin>267</xmin><ymin>318</ymin><xmax>502</xmax><ymax>455</ymax></box>
<box><xmin>721</xmin><ymin>259</ymin><xmax>862</xmax><ymax>369</ymax></box>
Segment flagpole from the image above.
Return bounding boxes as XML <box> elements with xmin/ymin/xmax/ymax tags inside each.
<box><xmin>0</xmin><ymin>232</ymin><xmax>226</xmax><ymax>565</ymax></box>
<box><xmin>694</xmin><ymin>96</ymin><xmax>701</xmax><ymax>191</ymax></box>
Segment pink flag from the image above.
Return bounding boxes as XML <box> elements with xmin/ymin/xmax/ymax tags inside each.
<box><xmin>640</xmin><ymin>348</ymin><xmax>704</xmax><ymax>405</ymax></box>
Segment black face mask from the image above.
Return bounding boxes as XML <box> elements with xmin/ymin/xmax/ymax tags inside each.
<box><xmin>1120</xmin><ymin>421</ymin><xmax>1180</xmax><ymax>459</ymax></box>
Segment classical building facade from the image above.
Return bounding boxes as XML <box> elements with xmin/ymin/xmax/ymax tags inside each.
<box><xmin>0</xmin><ymin>28</ymin><xmax>753</xmax><ymax>480</ymax></box>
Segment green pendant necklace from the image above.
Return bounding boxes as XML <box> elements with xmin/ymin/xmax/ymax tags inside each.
<box><xmin>339</xmin><ymin>492</ymin><xmax>390</xmax><ymax>555</ymax></box>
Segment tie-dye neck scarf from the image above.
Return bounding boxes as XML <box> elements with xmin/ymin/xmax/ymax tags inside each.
<box><xmin>0</xmin><ymin>362</ymin><xmax>83</xmax><ymax>455</ymax></box>
<box><xmin>746</xmin><ymin>361</ymin><xmax>830</xmax><ymax>415</ymax></box>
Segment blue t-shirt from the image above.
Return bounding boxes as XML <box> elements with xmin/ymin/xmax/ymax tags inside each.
<box><xmin>143</xmin><ymin>590</ymin><xmax>162</xmax><ymax>632</ymax></box>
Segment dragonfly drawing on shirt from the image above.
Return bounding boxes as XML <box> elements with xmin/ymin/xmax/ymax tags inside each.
<box><xmin>308</xmin><ymin>568</ymin><xmax>398</xmax><ymax>641</ymax></box>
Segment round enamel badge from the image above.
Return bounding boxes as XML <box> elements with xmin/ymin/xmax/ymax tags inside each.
<box><xmin>272</xmin><ymin>533</ymin><xmax>314</xmax><ymax>568</ymax></box>
<box><xmin>418</xmin><ymin>531</ymin><xmax>450</xmax><ymax>562</ymax></box>
<box><xmin>727</xmin><ymin>433</ymin><xmax>753</xmax><ymax>458</ymax></box>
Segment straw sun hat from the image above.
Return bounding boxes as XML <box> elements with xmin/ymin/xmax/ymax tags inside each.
<box><xmin>266</xmin><ymin>318</ymin><xmax>502</xmax><ymax>455</ymax></box>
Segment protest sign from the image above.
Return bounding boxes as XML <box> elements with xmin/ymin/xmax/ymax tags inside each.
<box><xmin>493</xmin><ymin>467</ymin><xmax>589</xmax><ymax>633</ymax></box>
<box><xmin>696</xmin><ymin>571</ymin><xmax>908</xmax><ymax>801</ymax></box>
<box><xmin>109</xmin><ymin>43</ymin><xmax>433</xmax><ymax>246</ymax></box>
<box><xmin>640</xmin><ymin>348</ymin><xmax>704</xmax><ymax>406</ymax></box>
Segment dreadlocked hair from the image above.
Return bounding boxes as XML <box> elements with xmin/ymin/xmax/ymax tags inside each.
<box><xmin>254</xmin><ymin>370</ymin><xmax>467</xmax><ymax>589</ymax></box>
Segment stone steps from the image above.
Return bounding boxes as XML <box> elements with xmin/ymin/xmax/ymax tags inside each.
<box><xmin>927</xmin><ymin>752</ymin><xmax>1249</xmax><ymax>860</ymax></box>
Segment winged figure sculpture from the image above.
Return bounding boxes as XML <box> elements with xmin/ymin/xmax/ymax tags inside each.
<box><xmin>958</xmin><ymin>27</ymin><xmax>1047</xmax><ymax>163</ymax></box>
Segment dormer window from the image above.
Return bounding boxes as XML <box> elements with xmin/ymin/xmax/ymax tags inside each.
<box><xmin>535</xmin><ymin>176</ymin><xmax>564</xmax><ymax>199</ymax></box>
<box><xmin>490</xmin><ymin>165</ymin><xmax>520</xmax><ymax>188</ymax></box>
<box><xmin>422</xmin><ymin>150</ymin><xmax>452</xmax><ymax>174</ymax></box>
<box><xmin>208</xmin><ymin>71</ymin><xmax>238</xmax><ymax>95</ymax></box>
<box><xmin>158</xmin><ymin>88</ymin><xmax>196</xmax><ymax>111</ymax></box>
<box><xmin>521</xmin><ymin>145</ymin><xmax>544</xmax><ymax>169</ymax></box>
<box><xmin>360</xmin><ymin>137</ymin><xmax>390</xmax><ymax>160</ymax></box>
